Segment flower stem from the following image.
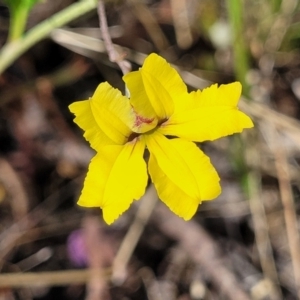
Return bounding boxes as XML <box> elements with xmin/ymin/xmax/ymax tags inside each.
<box><xmin>8</xmin><ymin>5</ymin><xmax>29</xmax><ymax>42</ymax></box>
<box><xmin>0</xmin><ymin>0</ymin><xmax>97</xmax><ymax>75</ymax></box>
<box><xmin>97</xmin><ymin>0</ymin><xmax>131</xmax><ymax>75</ymax></box>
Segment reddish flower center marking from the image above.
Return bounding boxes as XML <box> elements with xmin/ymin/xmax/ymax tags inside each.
<box><xmin>134</xmin><ymin>114</ymin><xmax>154</xmax><ymax>127</ymax></box>
<box><xmin>127</xmin><ymin>109</ymin><xmax>168</xmax><ymax>142</ymax></box>
<box><xmin>127</xmin><ymin>114</ymin><xmax>154</xmax><ymax>142</ymax></box>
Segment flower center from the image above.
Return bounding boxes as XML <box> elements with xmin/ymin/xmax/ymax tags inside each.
<box><xmin>134</xmin><ymin>115</ymin><xmax>154</xmax><ymax>127</ymax></box>
<box><xmin>127</xmin><ymin>116</ymin><xmax>168</xmax><ymax>142</ymax></box>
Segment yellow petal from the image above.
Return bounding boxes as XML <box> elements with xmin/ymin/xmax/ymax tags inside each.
<box><xmin>90</xmin><ymin>82</ymin><xmax>134</xmax><ymax>144</ymax></box>
<box><xmin>160</xmin><ymin>106</ymin><xmax>253</xmax><ymax>142</ymax></box>
<box><xmin>142</xmin><ymin>53</ymin><xmax>187</xmax><ymax>113</ymax></box>
<box><xmin>145</xmin><ymin>132</ymin><xmax>221</xmax><ymax>220</ymax></box>
<box><xmin>148</xmin><ymin>154</ymin><xmax>199</xmax><ymax>220</ymax></box>
<box><xmin>140</xmin><ymin>68</ymin><xmax>174</xmax><ymax>119</ymax></box>
<box><xmin>69</xmin><ymin>82</ymin><xmax>135</xmax><ymax>146</ymax></box>
<box><xmin>124</xmin><ymin>53</ymin><xmax>188</xmax><ymax>121</ymax></box>
<box><xmin>69</xmin><ymin>100</ymin><xmax>114</xmax><ymax>150</ymax></box>
<box><xmin>123</xmin><ymin>71</ymin><xmax>158</xmax><ymax>133</ymax></box>
<box><xmin>77</xmin><ymin>139</ymin><xmax>148</xmax><ymax>224</ymax></box>
<box><xmin>195</xmin><ymin>82</ymin><xmax>242</xmax><ymax>107</ymax></box>
<box><xmin>160</xmin><ymin>82</ymin><xmax>254</xmax><ymax>142</ymax></box>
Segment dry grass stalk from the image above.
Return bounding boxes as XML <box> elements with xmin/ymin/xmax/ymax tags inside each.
<box><xmin>262</xmin><ymin>123</ymin><xmax>300</xmax><ymax>297</ymax></box>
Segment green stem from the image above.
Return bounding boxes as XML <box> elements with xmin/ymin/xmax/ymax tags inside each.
<box><xmin>271</xmin><ymin>0</ymin><xmax>282</xmax><ymax>13</ymax></box>
<box><xmin>0</xmin><ymin>0</ymin><xmax>97</xmax><ymax>75</ymax></box>
<box><xmin>8</xmin><ymin>6</ymin><xmax>29</xmax><ymax>41</ymax></box>
<box><xmin>226</xmin><ymin>0</ymin><xmax>250</xmax><ymax>97</ymax></box>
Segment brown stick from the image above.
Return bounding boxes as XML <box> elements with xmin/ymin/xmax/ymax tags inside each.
<box><xmin>263</xmin><ymin>124</ymin><xmax>300</xmax><ymax>298</ymax></box>
<box><xmin>0</xmin><ymin>270</ymin><xmax>108</xmax><ymax>287</ymax></box>
<box><xmin>83</xmin><ymin>216</ymin><xmax>113</xmax><ymax>300</ymax></box>
<box><xmin>97</xmin><ymin>0</ymin><xmax>131</xmax><ymax>75</ymax></box>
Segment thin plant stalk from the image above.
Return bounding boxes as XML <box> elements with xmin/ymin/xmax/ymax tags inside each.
<box><xmin>226</xmin><ymin>0</ymin><xmax>250</xmax><ymax>97</ymax></box>
<box><xmin>226</xmin><ymin>1</ymin><xmax>281</xmax><ymax>296</ymax></box>
<box><xmin>97</xmin><ymin>0</ymin><xmax>130</xmax><ymax>75</ymax></box>
<box><xmin>0</xmin><ymin>0</ymin><xmax>98</xmax><ymax>75</ymax></box>
<box><xmin>8</xmin><ymin>5</ymin><xmax>29</xmax><ymax>41</ymax></box>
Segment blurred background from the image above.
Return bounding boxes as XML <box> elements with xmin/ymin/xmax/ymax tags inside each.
<box><xmin>0</xmin><ymin>0</ymin><xmax>300</xmax><ymax>299</ymax></box>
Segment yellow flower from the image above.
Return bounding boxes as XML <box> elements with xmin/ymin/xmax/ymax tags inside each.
<box><xmin>69</xmin><ymin>53</ymin><xmax>253</xmax><ymax>224</ymax></box>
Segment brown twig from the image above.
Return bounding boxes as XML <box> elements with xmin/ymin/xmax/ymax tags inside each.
<box><xmin>246</xmin><ymin>169</ymin><xmax>282</xmax><ymax>299</ymax></box>
<box><xmin>83</xmin><ymin>216</ymin><xmax>113</xmax><ymax>300</ymax></box>
<box><xmin>0</xmin><ymin>157</ymin><xmax>29</xmax><ymax>221</ymax></box>
<box><xmin>170</xmin><ymin>0</ymin><xmax>193</xmax><ymax>49</ymax></box>
<box><xmin>112</xmin><ymin>185</ymin><xmax>158</xmax><ymax>284</ymax></box>
<box><xmin>0</xmin><ymin>270</ymin><xmax>109</xmax><ymax>287</ymax></box>
<box><xmin>262</xmin><ymin>124</ymin><xmax>300</xmax><ymax>298</ymax></box>
<box><xmin>97</xmin><ymin>0</ymin><xmax>131</xmax><ymax>75</ymax></box>
<box><xmin>245</xmin><ymin>132</ymin><xmax>282</xmax><ymax>300</ymax></box>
